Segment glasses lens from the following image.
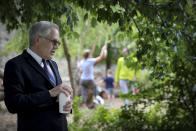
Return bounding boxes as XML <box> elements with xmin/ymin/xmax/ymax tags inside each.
<box><xmin>52</xmin><ymin>40</ymin><xmax>60</xmax><ymax>46</ymax></box>
<box><xmin>40</xmin><ymin>36</ymin><xmax>60</xmax><ymax>46</ymax></box>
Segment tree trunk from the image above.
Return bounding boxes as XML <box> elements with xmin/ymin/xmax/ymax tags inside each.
<box><xmin>105</xmin><ymin>43</ymin><xmax>111</xmax><ymax>76</ymax></box>
<box><xmin>0</xmin><ymin>90</ymin><xmax>4</xmax><ymax>101</ymax></box>
<box><xmin>90</xmin><ymin>44</ymin><xmax>96</xmax><ymax>57</ymax></box>
<box><xmin>62</xmin><ymin>38</ymin><xmax>75</xmax><ymax>98</ymax></box>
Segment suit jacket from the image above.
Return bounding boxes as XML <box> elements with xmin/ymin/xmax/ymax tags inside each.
<box><xmin>3</xmin><ymin>50</ymin><xmax>68</xmax><ymax>131</ymax></box>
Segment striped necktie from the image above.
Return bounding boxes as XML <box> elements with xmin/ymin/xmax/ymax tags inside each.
<box><xmin>42</xmin><ymin>59</ymin><xmax>56</xmax><ymax>87</ymax></box>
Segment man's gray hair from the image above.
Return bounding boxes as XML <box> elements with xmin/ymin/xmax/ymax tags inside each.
<box><xmin>29</xmin><ymin>21</ymin><xmax>59</xmax><ymax>47</ymax></box>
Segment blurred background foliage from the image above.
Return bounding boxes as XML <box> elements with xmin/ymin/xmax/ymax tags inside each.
<box><xmin>0</xmin><ymin>0</ymin><xmax>196</xmax><ymax>130</ymax></box>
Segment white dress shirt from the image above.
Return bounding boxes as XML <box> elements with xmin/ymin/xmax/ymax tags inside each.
<box><xmin>27</xmin><ymin>48</ymin><xmax>56</xmax><ymax>81</ymax></box>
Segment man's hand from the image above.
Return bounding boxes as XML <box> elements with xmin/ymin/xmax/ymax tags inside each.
<box><xmin>49</xmin><ymin>84</ymin><xmax>73</xmax><ymax>98</ymax></box>
<box><xmin>63</xmin><ymin>100</ymin><xmax>72</xmax><ymax>113</ymax></box>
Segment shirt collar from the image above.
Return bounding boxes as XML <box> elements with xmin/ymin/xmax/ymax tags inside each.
<box><xmin>27</xmin><ymin>48</ymin><xmax>42</xmax><ymax>65</ymax></box>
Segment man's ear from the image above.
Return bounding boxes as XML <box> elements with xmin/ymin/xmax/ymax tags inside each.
<box><xmin>34</xmin><ymin>36</ymin><xmax>40</xmax><ymax>45</ymax></box>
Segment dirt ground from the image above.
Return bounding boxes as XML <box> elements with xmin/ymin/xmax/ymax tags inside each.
<box><xmin>0</xmin><ymin>98</ymin><xmax>123</xmax><ymax>131</ymax></box>
<box><xmin>0</xmin><ymin>101</ymin><xmax>17</xmax><ymax>131</ymax></box>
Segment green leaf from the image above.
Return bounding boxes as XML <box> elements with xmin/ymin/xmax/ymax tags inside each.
<box><xmin>91</xmin><ymin>17</ymin><xmax>97</xmax><ymax>27</ymax></box>
<box><xmin>83</xmin><ymin>13</ymin><xmax>88</xmax><ymax>21</ymax></box>
<box><xmin>73</xmin><ymin>32</ymin><xmax>80</xmax><ymax>39</ymax></box>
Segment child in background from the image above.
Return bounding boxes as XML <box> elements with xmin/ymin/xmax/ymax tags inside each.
<box><xmin>93</xmin><ymin>88</ymin><xmax>108</xmax><ymax>106</ymax></box>
<box><xmin>104</xmin><ymin>69</ymin><xmax>115</xmax><ymax>104</ymax></box>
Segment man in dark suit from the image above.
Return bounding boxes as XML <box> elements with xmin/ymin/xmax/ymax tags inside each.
<box><xmin>3</xmin><ymin>21</ymin><xmax>73</xmax><ymax>131</ymax></box>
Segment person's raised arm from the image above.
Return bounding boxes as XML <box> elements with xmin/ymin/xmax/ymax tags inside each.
<box><xmin>95</xmin><ymin>44</ymin><xmax>107</xmax><ymax>64</ymax></box>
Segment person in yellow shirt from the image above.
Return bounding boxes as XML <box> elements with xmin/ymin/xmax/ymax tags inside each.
<box><xmin>115</xmin><ymin>47</ymin><xmax>139</xmax><ymax>105</ymax></box>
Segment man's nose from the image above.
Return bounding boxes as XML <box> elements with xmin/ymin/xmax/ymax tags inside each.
<box><xmin>54</xmin><ymin>44</ymin><xmax>59</xmax><ymax>49</ymax></box>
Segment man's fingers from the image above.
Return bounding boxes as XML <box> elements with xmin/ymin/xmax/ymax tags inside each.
<box><xmin>62</xmin><ymin>86</ymin><xmax>73</xmax><ymax>96</ymax></box>
<box><xmin>62</xmin><ymin>90</ymin><xmax>69</xmax><ymax>97</ymax></box>
<box><xmin>50</xmin><ymin>84</ymin><xmax>73</xmax><ymax>97</ymax></box>
<box><xmin>63</xmin><ymin>101</ymin><xmax>72</xmax><ymax>111</ymax></box>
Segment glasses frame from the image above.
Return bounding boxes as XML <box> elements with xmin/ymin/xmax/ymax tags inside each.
<box><xmin>39</xmin><ymin>36</ymin><xmax>61</xmax><ymax>46</ymax></box>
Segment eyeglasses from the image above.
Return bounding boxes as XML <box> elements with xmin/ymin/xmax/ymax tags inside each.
<box><xmin>40</xmin><ymin>36</ymin><xmax>61</xmax><ymax>46</ymax></box>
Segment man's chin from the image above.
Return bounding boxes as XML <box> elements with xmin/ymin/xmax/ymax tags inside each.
<box><xmin>47</xmin><ymin>55</ymin><xmax>53</xmax><ymax>60</ymax></box>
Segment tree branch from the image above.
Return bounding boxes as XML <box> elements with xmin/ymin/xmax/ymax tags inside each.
<box><xmin>132</xmin><ymin>17</ymin><xmax>141</xmax><ymax>37</ymax></box>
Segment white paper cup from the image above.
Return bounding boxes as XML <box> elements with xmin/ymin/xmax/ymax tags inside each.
<box><xmin>59</xmin><ymin>93</ymin><xmax>70</xmax><ymax>114</ymax></box>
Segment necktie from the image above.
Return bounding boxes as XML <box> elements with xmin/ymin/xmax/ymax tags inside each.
<box><xmin>42</xmin><ymin>59</ymin><xmax>56</xmax><ymax>87</ymax></box>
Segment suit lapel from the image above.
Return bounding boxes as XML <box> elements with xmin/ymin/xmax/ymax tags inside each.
<box><xmin>23</xmin><ymin>51</ymin><xmax>55</xmax><ymax>88</ymax></box>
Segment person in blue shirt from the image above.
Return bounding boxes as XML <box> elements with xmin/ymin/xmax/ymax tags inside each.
<box><xmin>104</xmin><ymin>69</ymin><xmax>115</xmax><ymax>103</ymax></box>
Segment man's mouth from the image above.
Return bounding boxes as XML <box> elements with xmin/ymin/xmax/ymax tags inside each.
<box><xmin>51</xmin><ymin>50</ymin><xmax>55</xmax><ymax>55</ymax></box>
